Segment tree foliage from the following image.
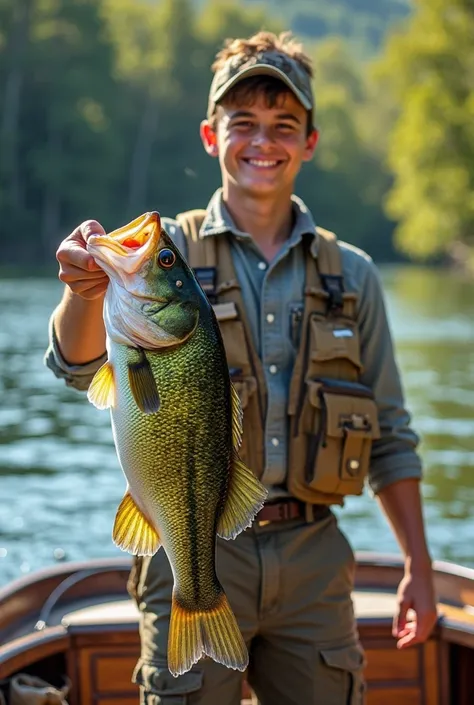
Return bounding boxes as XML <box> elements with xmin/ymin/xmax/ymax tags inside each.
<box><xmin>208</xmin><ymin>0</ymin><xmax>410</xmax><ymax>56</ymax></box>
<box><xmin>0</xmin><ymin>0</ymin><xmax>401</xmax><ymax>269</ymax></box>
<box><xmin>376</xmin><ymin>0</ymin><xmax>474</xmax><ymax>259</ymax></box>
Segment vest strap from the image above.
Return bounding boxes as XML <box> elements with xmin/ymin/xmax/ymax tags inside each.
<box><xmin>315</xmin><ymin>226</ymin><xmax>341</xmax><ymax>275</ymax></box>
<box><xmin>315</xmin><ymin>226</ymin><xmax>344</xmax><ymax>314</ymax></box>
<box><xmin>320</xmin><ymin>274</ymin><xmax>344</xmax><ymax>313</ymax></box>
<box><xmin>176</xmin><ymin>210</ymin><xmax>217</xmax><ymax>300</ymax></box>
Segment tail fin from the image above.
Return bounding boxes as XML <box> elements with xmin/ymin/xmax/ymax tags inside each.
<box><xmin>167</xmin><ymin>590</ymin><xmax>248</xmax><ymax>677</ymax></box>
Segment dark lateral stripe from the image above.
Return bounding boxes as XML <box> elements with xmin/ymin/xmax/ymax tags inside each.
<box><xmin>186</xmin><ymin>446</ymin><xmax>200</xmax><ymax>605</ymax></box>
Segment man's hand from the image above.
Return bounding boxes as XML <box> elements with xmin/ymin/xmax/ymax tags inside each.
<box><xmin>57</xmin><ymin>220</ymin><xmax>108</xmax><ymax>299</ymax></box>
<box><xmin>393</xmin><ymin>560</ymin><xmax>438</xmax><ymax>649</ymax></box>
<box><xmin>376</xmin><ymin>479</ymin><xmax>438</xmax><ymax>649</ymax></box>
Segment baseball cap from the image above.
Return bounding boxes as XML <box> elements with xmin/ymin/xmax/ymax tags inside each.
<box><xmin>207</xmin><ymin>49</ymin><xmax>314</xmax><ymax>118</ymax></box>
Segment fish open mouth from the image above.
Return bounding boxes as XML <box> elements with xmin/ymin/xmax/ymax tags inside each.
<box><xmin>87</xmin><ymin>211</ymin><xmax>162</xmax><ymax>275</ymax></box>
<box><xmin>99</xmin><ymin>212</ymin><xmax>161</xmax><ymax>256</ymax></box>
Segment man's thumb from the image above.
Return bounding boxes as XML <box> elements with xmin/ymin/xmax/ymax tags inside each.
<box><xmin>80</xmin><ymin>219</ymin><xmax>106</xmax><ymax>242</ymax></box>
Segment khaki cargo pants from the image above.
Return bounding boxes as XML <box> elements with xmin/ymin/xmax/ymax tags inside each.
<box><xmin>131</xmin><ymin>510</ymin><xmax>365</xmax><ymax>704</ymax></box>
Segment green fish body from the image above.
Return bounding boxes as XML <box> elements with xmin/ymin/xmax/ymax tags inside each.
<box><xmin>86</xmin><ymin>212</ymin><xmax>267</xmax><ymax>677</ymax></box>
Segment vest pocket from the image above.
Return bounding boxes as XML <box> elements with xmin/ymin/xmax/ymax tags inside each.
<box><xmin>309</xmin><ymin>316</ymin><xmax>362</xmax><ymax>372</ymax></box>
<box><xmin>218</xmin><ymin>318</ymin><xmax>251</xmax><ymax>373</ymax></box>
<box><xmin>304</xmin><ymin>379</ymin><xmax>380</xmax><ymax>496</ymax></box>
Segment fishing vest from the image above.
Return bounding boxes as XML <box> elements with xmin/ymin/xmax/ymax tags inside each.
<box><xmin>176</xmin><ymin>210</ymin><xmax>380</xmax><ymax>506</ymax></box>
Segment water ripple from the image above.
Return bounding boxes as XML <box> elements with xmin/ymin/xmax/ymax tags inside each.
<box><xmin>1</xmin><ymin>269</ymin><xmax>474</xmax><ymax>585</ymax></box>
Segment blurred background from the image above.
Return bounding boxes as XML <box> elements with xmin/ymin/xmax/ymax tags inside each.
<box><xmin>0</xmin><ymin>0</ymin><xmax>473</xmax><ymax>586</ymax></box>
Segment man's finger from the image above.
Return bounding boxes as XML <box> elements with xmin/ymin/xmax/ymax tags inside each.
<box><xmin>75</xmin><ymin>280</ymin><xmax>109</xmax><ymax>300</ymax></box>
<box><xmin>57</xmin><ymin>219</ymin><xmax>107</xmax><ymax>273</ymax></box>
<box><xmin>414</xmin><ymin>610</ymin><xmax>438</xmax><ymax>642</ymax></box>
<box><xmin>393</xmin><ymin>601</ymin><xmax>409</xmax><ymax>637</ymax></box>
<box><xmin>59</xmin><ymin>265</ymin><xmax>108</xmax><ymax>285</ymax></box>
<box><xmin>397</xmin><ymin>627</ymin><xmax>418</xmax><ymax>649</ymax></box>
<box><xmin>57</xmin><ymin>241</ymin><xmax>101</xmax><ymax>273</ymax></box>
<box><xmin>79</xmin><ymin>219</ymin><xmax>106</xmax><ymax>241</ymax></box>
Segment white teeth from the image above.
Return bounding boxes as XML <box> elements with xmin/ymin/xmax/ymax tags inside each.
<box><xmin>248</xmin><ymin>159</ymin><xmax>278</xmax><ymax>167</ymax></box>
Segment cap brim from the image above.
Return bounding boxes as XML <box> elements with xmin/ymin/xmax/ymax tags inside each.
<box><xmin>211</xmin><ymin>63</ymin><xmax>313</xmax><ymax>111</ymax></box>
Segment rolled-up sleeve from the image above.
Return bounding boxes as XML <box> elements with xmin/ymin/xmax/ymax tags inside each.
<box><xmin>356</xmin><ymin>258</ymin><xmax>423</xmax><ymax>493</ymax></box>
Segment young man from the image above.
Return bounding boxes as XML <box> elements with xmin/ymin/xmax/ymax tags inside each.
<box><xmin>45</xmin><ymin>31</ymin><xmax>437</xmax><ymax>705</ymax></box>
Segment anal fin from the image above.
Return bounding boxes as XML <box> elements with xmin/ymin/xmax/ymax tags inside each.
<box><xmin>87</xmin><ymin>361</ymin><xmax>115</xmax><ymax>409</ymax></box>
<box><xmin>113</xmin><ymin>492</ymin><xmax>161</xmax><ymax>556</ymax></box>
<box><xmin>217</xmin><ymin>451</ymin><xmax>268</xmax><ymax>540</ymax></box>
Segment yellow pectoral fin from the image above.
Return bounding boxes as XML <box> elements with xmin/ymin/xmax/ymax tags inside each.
<box><xmin>216</xmin><ymin>451</ymin><xmax>268</xmax><ymax>541</ymax></box>
<box><xmin>113</xmin><ymin>492</ymin><xmax>161</xmax><ymax>556</ymax></box>
<box><xmin>231</xmin><ymin>382</ymin><xmax>243</xmax><ymax>450</ymax></box>
<box><xmin>87</xmin><ymin>361</ymin><xmax>116</xmax><ymax>409</ymax></box>
<box><xmin>127</xmin><ymin>347</ymin><xmax>160</xmax><ymax>414</ymax></box>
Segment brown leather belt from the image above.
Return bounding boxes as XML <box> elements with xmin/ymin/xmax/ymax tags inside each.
<box><xmin>255</xmin><ymin>500</ymin><xmax>330</xmax><ymax>525</ymax></box>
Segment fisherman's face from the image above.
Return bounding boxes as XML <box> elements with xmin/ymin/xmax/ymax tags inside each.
<box><xmin>201</xmin><ymin>92</ymin><xmax>318</xmax><ymax>199</ymax></box>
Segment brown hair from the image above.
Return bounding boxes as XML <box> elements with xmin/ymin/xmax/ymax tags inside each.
<box><xmin>212</xmin><ymin>31</ymin><xmax>313</xmax><ymax>77</ymax></box>
<box><xmin>210</xmin><ymin>31</ymin><xmax>315</xmax><ymax>135</ymax></box>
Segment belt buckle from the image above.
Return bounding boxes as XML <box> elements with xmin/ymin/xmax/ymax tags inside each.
<box><xmin>257</xmin><ymin>501</ymin><xmax>291</xmax><ymax>527</ymax></box>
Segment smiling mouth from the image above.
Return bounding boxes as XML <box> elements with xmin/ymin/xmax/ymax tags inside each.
<box><xmin>242</xmin><ymin>158</ymin><xmax>284</xmax><ymax>169</ymax></box>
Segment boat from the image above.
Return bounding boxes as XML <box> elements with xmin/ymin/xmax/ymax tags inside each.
<box><xmin>0</xmin><ymin>552</ymin><xmax>473</xmax><ymax>704</ymax></box>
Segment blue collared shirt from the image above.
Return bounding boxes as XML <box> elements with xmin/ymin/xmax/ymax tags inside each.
<box><xmin>45</xmin><ymin>189</ymin><xmax>423</xmax><ymax>495</ymax></box>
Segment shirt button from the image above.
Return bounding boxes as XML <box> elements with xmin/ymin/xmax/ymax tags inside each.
<box><xmin>271</xmin><ymin>437</ymin><xmax>280</xmax><ymax>447</ymax></box>
<box><xmin>269</xmin><ymin>365</ymin><xmax>278</xmax><ymax>374</ymax></box>
<box><xmin>258</xmin><ymin>261</ymin><xmax>267</xmax><ymax>271</ymax></box>
<box><xmin>266</xmin><ymin>313</ymin><xmax>275</xmax><ymax>324</ymax></box>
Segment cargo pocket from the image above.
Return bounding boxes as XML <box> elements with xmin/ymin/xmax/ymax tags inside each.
<box><xmin>304</xmin><ymin>378</ymin><xmax>380</xmax><ymax>496</ymax></box>
<box><xmin>133</xmin><ymin>659</ymin><xmax>203</xmax><ymax>704</ymax></box>
<box><xmin>127</xmin><ymin>556</ymin><xmax>144</xmax><ymax>604</ymax></box>
<box><xmin>309</xmin><ymin>315</ymin><xmax>362</xmax><ymax>377</ymax></box>
<box><xmin>318</xmin><ymin>644</ymin><xmax>366</xmax><ymax>705</ymax></box>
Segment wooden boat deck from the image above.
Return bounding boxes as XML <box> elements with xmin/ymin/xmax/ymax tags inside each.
<box><xmin>0</xmin><ymin>553</ymin><xmax>473</xmax><ymax>704</ymax></box>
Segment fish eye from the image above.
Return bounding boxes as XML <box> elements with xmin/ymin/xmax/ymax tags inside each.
<box><xmin>158</xmin><ymin>248</ymin><xmax>176</xmax><ymax>269</ymax></box>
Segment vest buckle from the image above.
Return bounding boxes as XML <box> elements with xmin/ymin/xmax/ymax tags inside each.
<box><xmin>320</xmin><ymin>274</ymin><xmax>344</xmax><ymax>313</ymax></box>
<box><xmin>193</xmin><ymin>266</ymin><xmax>217</xmax><ymax>303</ymax></box>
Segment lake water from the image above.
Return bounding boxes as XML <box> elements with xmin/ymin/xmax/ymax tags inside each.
<box><xmin>0</xmin><ymin>266</ymin><xmax>473</xmax><ymax>587</ymax></box>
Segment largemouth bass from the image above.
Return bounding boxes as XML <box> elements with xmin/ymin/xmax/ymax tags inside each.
<box><xmin>86</xmin><ymin>212</ymin><xmax>267</xmax><ymax>677</ymax></box>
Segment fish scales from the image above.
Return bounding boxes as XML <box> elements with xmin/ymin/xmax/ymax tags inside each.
<box><xmin>110</xmin><ymin>323</ymin><xmax>231</xmax><ymax>610</ymax></box>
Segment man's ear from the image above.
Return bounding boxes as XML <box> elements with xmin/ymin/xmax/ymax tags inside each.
<box><xmin>303</xmin><ymin>129</ymin><xmax>319</xmax><ymax>162</ymax></box>
<box><xmin>200</xmin><ymin>120</ymin><xmax>219</xmax><ymax>157</ymax></box>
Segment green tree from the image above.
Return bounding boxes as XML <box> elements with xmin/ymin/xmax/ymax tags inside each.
<box><xmin>0</xmin><ymin>0</ymin><xmax>33</xmax><ymax>231</ymax></box>
<box><xmin>377</xmin><ymin>0</ymin><xmax>474</xmax><ymax>261</ymax></box>
<box><xmin>297</xmin><ymin>39</ymin><xmax>394</xmax><ymax>260</ymax></box>
<box><xmin>0</xmin><ymin>0</ymin><xmax>121</xmax><ymax>263</ymax></box>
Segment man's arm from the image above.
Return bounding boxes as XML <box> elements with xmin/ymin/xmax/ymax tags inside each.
<box><xmin>54</xmin><ymin>288</ymin><xmax>106</xmax><ymax>364</ymax></box>
<box><xmin>352</xmin><ymin>251</ymin><xmax>437</xmax><ymax>647</ymax></box>
<box><xmin>377</xmin><ymin>478</ymin><xmax>437</xmax><ymax>648</ymax></box>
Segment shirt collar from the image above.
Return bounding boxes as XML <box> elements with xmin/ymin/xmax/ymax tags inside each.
<box><xmin>200</xmin><ymin>188</ymin><xmax>319</xmax><ymax>254</ymax></box>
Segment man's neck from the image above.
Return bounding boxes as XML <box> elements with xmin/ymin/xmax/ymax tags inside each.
<box><xmin>223</xmin><ymin>188</ymin><xmax>294</xmax><ymax>262</ymax></box>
